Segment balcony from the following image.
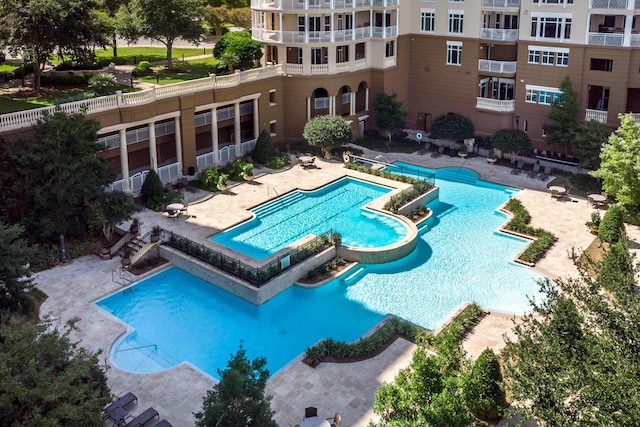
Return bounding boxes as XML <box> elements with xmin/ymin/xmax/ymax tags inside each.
<box><xmin>480</xmin><ymin>28</ymin><xmax>519</xmax><ymax>41</ymax></box>
<box><xmin>633</xmin><ymin>113</ymin><xmax>640</xmax><ymax>124</ymax></box>
<box><xmin>587</xmin><ymin>32</ymin><xmax>624</xmax><ymax>46</ymax></box>
<box><xmin>476</xmin><ymin>97</ymin><xmax>515</xmax><ymax>112</ymax></box>
<box><xmin>251</xmin><ymin>0</ymin><xmax>398</xmax><ymax>10</ymax></box>
<box><xmin>252</xmin><ymin>27</ymin><xmax>396</xmax><ymax>43</ymax></box>
<box><xmin>478</xmin><ymin>59</ymin><xmax>517</xmax><ymax>74</ymax></box>
<box><xmin>284</xmin><ymin>58</ymin><xmax>369</xmax><ymax>75</ymax></box>
<box><xmin>585</xmin><ymin>109</ymin><xmax>608</xmax><ymax>123</ymax></box>
<box><xmin>589</xmin><ymin>0</ymin><xmax>629</xmax><ymax>9</ymax></box>
<box><xmin>481</xmin><ymin>0</ymin><xmax>520</xmax><ymax>8</ymax></box>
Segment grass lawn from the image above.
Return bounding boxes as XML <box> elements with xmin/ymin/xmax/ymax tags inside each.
<box><xmin>94</xmin><ymin>46</ymin><xmax>209</xmax><ymax>65</ymax></box>
<box><xmin>0</xmin><ymin>63</ymin><xmax>22</xmax><ymax>73</ymax></box>
<box><xmin>138</xmin><ymin>57</ymin><xmax>220</xmax><ymax>85</ymax></box>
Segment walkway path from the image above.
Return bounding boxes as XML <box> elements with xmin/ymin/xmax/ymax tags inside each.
<box><xmin>36</xmin><ymin>150</ymin><xmax>606</xmax><ymax>427</ymax></box>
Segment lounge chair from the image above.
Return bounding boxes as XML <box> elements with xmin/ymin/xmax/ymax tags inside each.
<box><xmin>431</xmin><ymin>145</ymin><xmax>445</xmax><ymax>158</ymax></box>
<box><xmin>104</xmin><ymin>392</ymin><xmax>138</xmax><ymax>415</ymax></box>
<box><xmin>527</xmin><ymin>163</ymin><xmax>541</xmax><ymax>178</ymax></box>
<box><xmin>125</xmin><ymin>407</ymin><xmax>159</xmax><ymax>427</ymax></box>
<box><xmin>537</xmin><ymin>166</ymin><xmax>551</xmax><ymax>181</ymax></box>
<box><xmin>510</xmin><ymin>161</ymin><xmax>524</xmax><ymax>175</ymax></box>
<box><xmin>304</xmin><ymin>407</ymin><xmax>318</xmax><ymax>418</ymax></box>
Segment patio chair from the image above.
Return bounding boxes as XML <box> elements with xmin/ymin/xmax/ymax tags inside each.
<box><xmin>328</xmin><ymin>412</ymin><xmax>342</xmax><ymax>427</ymax></box>
<box><xmin>527</xmin><ymin>163</ymin><xmax>541</xmax><ymax>178</ymax></box>
<box><xmin>431</xmin><ymin>145</ymin><xmax>445</xmax><ymax>158</ymax></box>
<box><xmin>537</xmin><ymin>166</ymin><xmax>551</xmax><ymax>181</ymax></box>
<box><xmin>124</xmin><ymin>407</ymin><xmax>159</xmax><ymax>427</ymax></box>
<box><xmin>510</xmin><ymin>161</ymin><xmax>524</xmax><ymax>175</ymax></box>
<box><xmin>304</xmin><ymin>407</ymin><xmax>318</xmax><ymax>419</ymax></box>
<box><xmin>104</xmin><ymin>392</ymin><xmax>138</xmax><ymax>415</ymax></box>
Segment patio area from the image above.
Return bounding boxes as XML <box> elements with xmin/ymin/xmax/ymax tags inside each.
<box><xmin>35</xmin><ymin>148</ymin><xmax>622</xmax><ymax>427</ymax></box>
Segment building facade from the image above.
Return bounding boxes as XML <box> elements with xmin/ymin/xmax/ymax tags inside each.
<box><xmin>2</xmin><ymin>0</ymin><xmax>640</xmax><ymax>191</ymax></box>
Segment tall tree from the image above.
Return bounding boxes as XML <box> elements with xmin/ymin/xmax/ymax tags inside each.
<box><xmin>429</xmin><ymin>113</ymin><xmax>474</xmax><ymax>142</ymax></box>
<box><xmin>0</xmin><ymin>111</ymin><xmax>114</xmax><ymax>243</ymax></box>
<box><xmin>0</xmin><ymin>223</ymin><xmax>34</xmax><ymax>315</ymax></box>
<box><xmin>194</xmin><ymin>344</ymin><xmax>277</xmax><ymax>427</ymax></box>
<box><xmin>204</xmin><ymin>5</ymin><xmax>232</xmax><ymax>39</ymax></box>
<box><xmin>0</xmin><ymin>317</ymin><xmax>111</xmax><ymax>425</ymax></box>
<box><xmin>502</xmin><ymin>243</ymin><xmax>640</xmax><ymax>425</ymax></box>
<box><xmin>545</xmin><ymin>76</ymin><xmax>580</xmax><ymax>148</ymax></box>
<box><xmin>373</xmin><ymin>91</ymin><xmax>407</xmax><ymax>144</ymax></box>
<box><xmin>302</xmin><ymin>115</ymin><xmax>353</xmax><ymax>157</ymax></box>
<box><xmin>130</xmin><ymin>0</ymin><xmax>204</xmax><ymax>69</ymax></box>
<box><xmin>490</xmin><ymin>129</ymin><xmax>532</xmax><ymax>163</ymax></box>
<box><xmin>213</xmin><ymin>31</ymin><xmax>262</xmax><ymax>71</ymax></box>
<box><xmin>573</xmin><ymin>120</ymin><xmax>611</xmax><ymax>169</ymax></box>
<box><xmin>591</xmin><ymin>113</ymin><xmax>640</xmax><ymax>208</ymax></box>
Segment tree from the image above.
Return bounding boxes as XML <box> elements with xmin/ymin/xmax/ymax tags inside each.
<box><xmin>545</xmin><ymin>76</ymin><xmax>580</xmax><ymax>148</ymax></box>
<box><xmin>204</xmin><ymin>5</ymin><xmax>232</xmax><ymax>39</ymax></box>
<box><xmin>502</xmin><ymin>244</ymin><xmax>640</xmax><ymax>425</ymax></box>
<box><xmin>229</xmin><ymin>8</ymin><xmax>251</xmax><ymax>29</ymax></box>
<box><xmin>251</xmin><ymin>130</ymin><xmax>276</xmax><ymax>164</ymax></box>
<box><xmin>129</xmin><ymin>0</ymin><xmax>204</xmax><ymax>69</ymax></box>
<box><xmin>597</xmin><ymin>203</ymin><xmax>625</xmax><ymax>244</ymax></box>
<box><xmin>463</xmin><ymin>349</ymin><xmax>506</xmax><ymax>421</ymax></box>
<box><xmin>302</xmin><ymin>115</ymin><xmax>353</xmax><ymax>157</ymax></box>
<box><xmin>88</xmin><ymin>192</ymin><xmax>136</xmax><ymax>242</ymax></box>
<box><xmin>490</xmin><ymin>129</ymin><xmax>532</xmax><ymax>163</ymax></box>
<box><xmin>591</xmin><ymin>113</ymin><xmax>640</xmax><ymax>208</ymax></box>
<box><xmin>429</xmin><ymin>113</ymin><xmax>474</xmax><ymax>142</ymax></box>
<box><xmin>0</xmin><ymin>0</ymin><xmax>106</xmax><ymax>90</ymax></box>
<box><xmin>373</xmin><ymin>91</ymin><xmax>407</xmax><ymax>144</ymax></box>
<box><xmin>573</xmin><ymin>120</ymin><xmax>611</xmax><ymax>169</ymax></box>
<box><xmin>88</xmin><ymin>73</ymin><xmax>119</xmax><ymax>96</ymax></box>
<box><xmin>0</xmin><ymin>317</ymin><xmax>111</xmax><ymax>425</ymax></box>
<box><xmin>213</xmin><ymin>31</ymin><xmax>262</xmax><ymax>71</ymax></box>
<box><xmin>0</xmin><ymin>110</ymin><xmax>114</xmax><ymax>243</ymax></box>
<box><xmin>0</xmin><ymin>223</ymin><xmax>34</xmax><ymax>315</ymax></box>
<box><xmin>194</xmin><ymin>344</ymin><xmax>277</xmax><ymax>427</ymax></box>
<box><xmin>140</xmin><ymin>169</ymin><xmax>166</xmax><ymax>211</ymax></box>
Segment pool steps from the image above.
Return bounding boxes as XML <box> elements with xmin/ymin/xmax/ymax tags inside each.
<box><xmin>251</xmin><ymin>192</ymin><xmax>306</xmax><ymax>217</ymax></box>
<box><xmin>342</xmin><ymin>266</ymin><xmax>366</xmax><ymax>283</ymax></box>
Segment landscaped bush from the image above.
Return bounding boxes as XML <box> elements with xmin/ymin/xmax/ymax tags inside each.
<box><xmin>429</xmin><ymin>112</ymin><xmax>474</xmax><ymax>142</ymax></box>
<box><xmin>140</xmin><ymin>169</ymin><xmax>166</xmax><ymax>210</ymax></box>
<box><xmin>132</xmin><ymin>60</ymin><xmax>152</xmax><ymax>77</ymax></box>
<box><xmin>264</xmin><ymin>153</ymin><xmax>290</xmax><ymax>169</ymax></box>
<box><xmin>504</xmin><ymin>198</ymin><xmax>557</xmax><ymax>264</ymax></box>
<box><xmin>251</xmin><ymin>130</ymin><xmax>277</xmax><ymax>164</ymax></box>
<box><xmin>490</xmin><ymin>129</ymin><xmax>531</xmax><ymax>161</ymax></box>
<box><xmin>88</xmin><ymin>73</ymin><xmax>119</xmax><ymax>96</ymax></box>
<box><xmin>433</xmin><ymin>303</ymin><xmax>484</xmax><ymax>352</ymax></box>
<box><xmin>55</xmin><ymin>60</ymin><xmax>111</xmax><ymax>71</ymax></box>
<box><xmin>40</xmin><ymin>73</ymin><xmax>91</xmax><ymax>86</ymax></box>
<box><xmin>305</xmin><ymin>257</ymin><xmax>346</xmax><ymax>280</ymax></box>
<box><xmin>598</xmin><ymin>239</ymin><xmax>635</xmax><ymax>294</ymax></box>
<box><xmin>463</xmin><ymin>349</ymin><xmax>506</xmax><ymax>420</ymax></box>
<box><xmin>598</xmin><ymin>204</ymin><xmax>625</xmax><ymax>244</ymax></box>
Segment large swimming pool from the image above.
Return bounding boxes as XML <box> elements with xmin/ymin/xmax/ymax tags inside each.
<box><xmin>96</xmin><ymin>164</ymin><xmax>545</xmax><ymax>380</ymax></box>
<box><xmin>211</xmin><ymin>177</ymin><xmax>408</xmax><ymax>260</ymax></box>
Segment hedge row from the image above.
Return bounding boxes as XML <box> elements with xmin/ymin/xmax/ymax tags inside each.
<box><xmin>504</xmin><ymin>198</ymin><xmax>557</xmax><ymax>264</ymax></box>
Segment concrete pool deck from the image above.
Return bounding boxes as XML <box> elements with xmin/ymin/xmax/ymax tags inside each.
<box><xmin>35</xmin><ymin>148</ymin><xmax>640</xmax><ymax>427</ymax></box>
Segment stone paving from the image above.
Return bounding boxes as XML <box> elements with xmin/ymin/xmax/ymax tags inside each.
<box><xmin>35</xmin><ymin>147</ymin><xmax>635</xmax><ymax>427</ymax></box>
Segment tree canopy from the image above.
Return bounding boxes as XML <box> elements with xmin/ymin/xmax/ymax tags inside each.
<box><xmin>572</xmin><ymin>120</ymin><xmax>611</xmax><ymax>169</ymax></box>
<box><xmin>213</xmin><ymin>31</ymin><xmax>262</xmax><ymax>72</ymax></box>
<box><xmin>194</xmin><ymin>344</ymin><xmax>277</xmax><ymax>427</ymax></box>
<box><xmin>545</xmin><ymin>76</ymin><xmax>580</xmax><ymax>148</ymax></box>
<box><xmin>591</xmin><ymin>113</ymin><xmax>640</xmax><ymax>208</ymax></box>
<box><xmin>429</xmin><ymin>113</ymin><xmax>474</xmax><ymax>142</ymax></box>
<box><xmin>303</xmin><ymin>115</ymin><xmax>353</xmax><ymax>156</ymax></box>
<box><xmin>0</xmin><ymin>223</ymin><xmax>34</xmax><ymax>315</ymax></box>
<box><xmin>373</xmin><ymin>92</ymin><xmax>407</xmax><ymax>143</ymax></box>
<box><xmin>0</xmin><ymin>317</ymin><xmax>111</xmax><ymax>425</ymax></box>
<box><xmin>0</xmin><ymin>111</ymin><xmax>115</xmax><ymax>243</ymax></box>
<box><xmin>490</xmin><ymin>129</ymin><xmax>531</xmax><ymax>162</ymax></box>
<box><xmin>502</xmin><ymin>239</ymin><xmax>640</xmax><ymax>425</ymax></box>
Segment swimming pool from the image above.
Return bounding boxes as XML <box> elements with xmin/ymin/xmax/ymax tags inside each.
<box><xmin>211</xmin><ymin>177</ymin><xmax>408</xmax><ymax>260</ymax></box>
<box><xmin>97</xmin><ymin>164</ymin><xmax>545</xmax><ymax>379</ymax></box>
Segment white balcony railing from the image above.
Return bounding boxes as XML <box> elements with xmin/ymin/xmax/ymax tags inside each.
<box><xmin>587</xmin><ymin>32</ymin><xmax>624</xmax><ymax>46</ymax></box>
<box><xmin>633</xmin><ymin>113</ymin><xmax>640</xmax><ymax>123</ymax></box>
<box><xmin>589</xmin><ymin>0</ymin><xmax>628</xmax><ymax>9</ymax></box>
<box><xmin>284</xmin><ymin>63</ymin><xmax>303</xmax><ymax>74</ymax></box>
<box><xmin>384</xmin><ymin>56</ymin><xmax>396</xmax><ymax>67</ymax></box>
<box><xmin>0</xmin><ymin>65</ymin><xmax>285</xmax><ymax>133</ymax></box>
<box><xmin>311</xmin><ymin>64</ymin><xmax>329</xmax><ymax>74</ymax></box>
<box><xmin>480</xmin><ymin>28</ymin><xmax>519</xmax><ymax>41</ymax></box>
<box><xmin>478</xmin><ymin>59</ymin><xmax>517</xmax><ymax>74</ymax></box>
<box><xmin>481</xmin><ymin>0</ymin><xmax>520</xmax><ymax>8</ymax></box>
<box><xmin>585</xmin><ymin>109</ymin><xmax>608</xmax><ymax>123</ymax></box>
<box><xmin>251</xmin><ymin>0</ymin><xmax>398</xmax><ymax>10</ymax></box>
<box><xmin>336</xmin><ymin>62</ymin><xmax>350</xmax><ymax>73</ymax></box>
<box><xmin>252</xmin><ymin>26</ymin><xmax>396</xmax><ymax>43</ymax></box>
<box><xmin>476</xmin><ymin>97</ymin><xmax>515</xmax><ymax>112</ymax></box>
<box><xmin>354</xmin><ymin>58</ymin><xmax>368</xmax><ymax>70</ymax></box>
<box><xmin>630</xmin><ymin>33</ymin><xmax>640</xmax><ymax>46</ymax></box>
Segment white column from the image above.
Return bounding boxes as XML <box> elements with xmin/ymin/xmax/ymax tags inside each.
<box><xmin>174</xmin><ymin>116</ymin><xmax>183</xmax><ymax>177</ymax></box>
<box><xmin>211</xmin><ymin>108</ymin><xmax>219</xmax><ymax>166</ymax></box>
<box><xmin>279</xmin><ymin>14</ymin><xmax>283</xmax><ymax>43</ymax></box>
<box><xmin>234</xmin><ymin>102</ymin><xmax>241</xmax><ymax>153</ymax></box>
<box><xmin>330</xmin><ymin>95</ymin><xmax>336</xmax><ymax>115</ymax></box>
<box><xmin>624</xmin><ymin>15</ymin><xmax>633</xmax><ymax>47</ymax></box>
<box><xmin>350</xmin><ymin>92</ymin><xmax>356</xmax><ymax>115</ymax></box>
<box><xmin>307</xmin><ymin>97</ymin><xmax>311</xmax><ymax>120</ymax></box>
<box><xmin>119</xmin><ymin>128</ymin><xmax>130</xmax><ymax>193</ymax></box>
<box><xmin>253</xmin><ymin>98</ymin><xmax>260</xmax><ymax>139</ymax></box>
<box><xmin>365</xmin><ymin>87</ymin><xmax>369</xmax><ymax>111</ymax></box>
<box><xmin>148</xmin><ymin>122</ymin><xmax>158</xmax><ymax>171</ymax></box>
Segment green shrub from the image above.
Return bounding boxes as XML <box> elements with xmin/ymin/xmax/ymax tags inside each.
<box><xmin>40</xmin><ymin>73</ymin><xmax>91</xmax><ymax>86</ymax></box>
<box><xmin>88</xmin><ymin>73</ymin><xmax>118</xmax><ymax>96</ymax></box>
<box><xmin>598</xmin><ymin>239</ymin><xmax>635</xmax><ymax>294</ymax></box>
<box><xmin>504</xmin><ymin>199</ymin><xmax>557</xmax><ymax>264</ymax></box>
<box><xmin>140</xmin><ymin>170</ymin><xmax>165</xmax><ymax>210</ymax></box>
<box><xmin>463</xmin><ymin>349</ymin><xmax>506</xmax><ymax>420</ymax></box>
<box><xmin>252</xmin><ymin>130</ymin><xmax>277</xmax><ymax>164</ymax></box>
<box><xmin>598</xmin><ymin>204</ymin><xmax>625</xmax><ymax>244</ymax></box>
<box><xmin>264</xmin><ymin>154</ymin><xmax>290</xmax><ymax>169</ymax></box>
<box><xmin>132</xmin><ymin>60</ymin><xmax>152</xmax><ymax>77</ymax></box>
<box><xmin>429</xmin><ymin>112</ymin><xmax>474</xmax><ymax>142</ymax></box>
<box><xmin>490</xmin><ymin>129</ymin><xmax>531</xmax><ymax>160</ymax></box>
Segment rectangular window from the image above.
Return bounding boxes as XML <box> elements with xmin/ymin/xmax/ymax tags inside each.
<box><xmin>446</xmin><ymin>41</ymin><xmax>462</xmax><ymax>66</ymax></box>
<box><xmin>541</xmin><ymin>51</ymin><xmax>554</xmax><ymax>65</ymax></box>
<box><xmin>533</xmin><ymin>0</ymin><xmax>573</xmax><ymax>4</ymax></box>
<box><xmin>526</xmin><ymin>89</ymin><xmax>538</xmax><ymax>103</ymax></box>
<box><xmin>421</xmin><ymin>10</ymin><xmax>435</xmax><ymax>33</ymax></box>
<box><xmin>342</xmin><ymin>92</ymin><xmax>351</xmax><ymax>104</ymax></box>
<box><xmin>269</xmin><ymin>89</ymin><xmax>276</xmax><ymax>105</ymax></box>
<box><xmin>298</xmin><ymin>16</ymin><xmax>305</xmax><ymax>33</ymax></box>
<box><xmin>525</xmin><ymin>85</ymin><xmax>561</xmax><ymax>105</ymax></box>
<box><xmin>528</xmin><ymin>50</ymin><xmax>541</xmax><ymax>64</ymax></box>
<box><xmin>315</xmin><ymin>97</ymin><xmax>330</xmax><ymax>109</ymax></box>
<box><xmin>448</xmin><ymin>12</ymin><xmax>463</xmax><ymax>34</ymax></box>
<box><xmin>270</xmin><ymin>120</ymin><xmax>277</xmax><ymax>136</ymax></box>
<box><xmin>531</xmin><ymin>15</ymin><xmax>572</xmax><ymax>40</ymax></box>
<box><xmin>324</xmin><ymin>16</ymin><xmax>330</xmax><ymax>32</ymax></box>
<box><xmin>385</xmin><ymin>41</ymin><xmax>394</xmax><ymax>57</ymax></box>
<box><xmin>591</xmin><ymin>58</ymin><xmax>613</xmax><ymax>72</ymax></box>
<box><xmin>556</xmin><ymin>52</ymin><xmax>569</xmax><ymax>66</ymax></box>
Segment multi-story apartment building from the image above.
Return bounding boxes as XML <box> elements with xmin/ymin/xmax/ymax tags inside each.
<box><xmin>2</xmin><ymin>0</ymin><xmax>640</xmax><ymax>192</ymax></box>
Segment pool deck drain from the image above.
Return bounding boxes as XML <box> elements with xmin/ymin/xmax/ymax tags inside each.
<box><xmin>35</xmin><ymin>149</ymin><xmax>640</xmax><ymax>427</ymax></box>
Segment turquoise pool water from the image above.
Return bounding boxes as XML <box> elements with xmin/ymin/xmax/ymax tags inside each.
<box><xmin>211</xmin><ymin>177</ymin><xmax>408</xmax><ymax>260</ymax></box>
<box><xmin>96</xmin><ymin>164</ymin><xmax>545</xmax><ymax>379</ymax></box>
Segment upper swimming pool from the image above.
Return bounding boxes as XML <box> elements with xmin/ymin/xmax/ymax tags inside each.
<box><xmin>211</xmin><ymin>177</ymin><xmax>408</xmax><ymax>260</ymax></box>
<box><xmin>96</xmin><ymin>164</ymin><xmax>545</xmax><ymax>379</ymax></box>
